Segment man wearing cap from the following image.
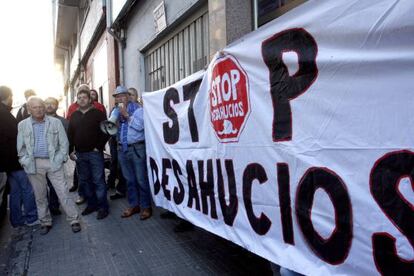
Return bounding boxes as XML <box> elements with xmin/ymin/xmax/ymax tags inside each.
<box><xmin>68</xmin><ymin>85</ymin><xmax>109</xmax><ymax>220</ymax></box>
<box><xmin>111</xmin><ymin>86</ymin><xmax>152</xmax><ymax>220</ymax></box>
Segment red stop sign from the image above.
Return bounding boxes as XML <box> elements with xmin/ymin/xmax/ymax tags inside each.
<box><xmin>210</xmin><ymin>54</ymin><xmax>250</xmax><ymax>142</ymax></box>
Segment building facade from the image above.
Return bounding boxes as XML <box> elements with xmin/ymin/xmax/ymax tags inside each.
<box><xmin>54</xmin><ymin>0</ymin><xmax>306</xmax><ymax>110</ymax></box>
<box><xmin>53</xmin><ymin>0</ymin><xmax>119</xmax><ymax>113</ymax></box>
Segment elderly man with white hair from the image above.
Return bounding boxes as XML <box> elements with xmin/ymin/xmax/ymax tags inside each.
<box><xmin>17</xmin><ymin>96</ymin><xmax>81</xmax><ymax>235</ymax></box>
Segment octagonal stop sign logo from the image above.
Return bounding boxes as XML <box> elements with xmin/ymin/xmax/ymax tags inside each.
<box><xmin>210</xmin><ymin>54</ymin><xmax>250</xmax><ymax>142</ymax></box>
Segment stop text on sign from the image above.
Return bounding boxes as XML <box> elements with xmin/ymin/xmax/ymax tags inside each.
<box><xmin>209</xmin><ymin>54</ymin><xmax>250</xmax><ymax>142</ymax></box>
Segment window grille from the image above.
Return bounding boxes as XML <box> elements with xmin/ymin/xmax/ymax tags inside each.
<box><xmin>145</xmin><ymin>12</ymin><xmax>209</xmax><ymax>91</ymax></box>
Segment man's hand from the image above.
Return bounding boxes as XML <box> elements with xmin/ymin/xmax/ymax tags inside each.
<box><xmin>69</xmin><ymin>152</ymin><xmax>77</xmax><ymax>161</ymax></box>
<box><xmin>119</xmin><ymin>104</ymin><xmax>129</xmax><ymax>118</ymax></box>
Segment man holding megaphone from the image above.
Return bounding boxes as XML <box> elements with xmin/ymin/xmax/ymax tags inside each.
<box><xmin>109</xmin><ymin>86</ymin><xmax>152</xmax><ymax>220</ymax></box>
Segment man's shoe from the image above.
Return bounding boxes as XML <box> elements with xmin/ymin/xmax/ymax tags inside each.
<box><xmin>75</xmin><ymin>196</ymin><xmax>86</xmax><ymax>205</ymax></box>
<box><xmin>50</xmin><ymin>208</ymin><xmax>62</xmax><ymax>216</ymax></box>
<box><xmin>110</xmin><ymin>192</ymin><xmax>125</xmax><ymax>200</ymax></box>
<box><xmin>40</xmin><ymin>225</ymin><xmax>52</xmax><ymax>235</ymax></box>
<box><xmin>160</xmin><ymin>211</ymin><xmax>177</xmax><ymax>219</ymax></box>
<box><xmin>140</xmin><ymin>208</ymin><xmax>152</xmax><ymax>220</ymax></box>
<box><xmin>96</xmin><ymin>209</ymin><xmax>109</xmax><ymax>220</ymax></box>
<box><xmin>71</xmin><ymin>223</ymin><xmax>81</xmax><ymax>233</ymax></box>
<box><xmin>174</xmin><ymin>220</ymin><xmax>194</xmax><ymax>233</ymax></box>
<box><xmin>81</xmin><ymin>206</ymin><xmax>97</xmax><ymax>216</ymax></box>
<box><xmin>121</xmin><ymin>206</ymin><xmax>140</xmax><ymax>218</ymax></box>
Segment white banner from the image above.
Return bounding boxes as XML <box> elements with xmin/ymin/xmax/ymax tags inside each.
<box><xmin>143</xmin><ymin>1</ymin><xmax>414</xmax><ymax>275</ymax></box>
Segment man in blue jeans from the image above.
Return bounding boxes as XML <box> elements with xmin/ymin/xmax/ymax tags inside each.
<box><xmin>112</xmin><ymin>86</ymin><xmax>152</xmax><ymax>220</ymax></box>
<box><xmin>68</xmin><ymin>85</ymin><xmax>109</xmax><ymax>220</ymax></box>
<box><xmin>0</xmin><ymin>86</ymin><xmax>38</xmax><ymax>227</ymax></box>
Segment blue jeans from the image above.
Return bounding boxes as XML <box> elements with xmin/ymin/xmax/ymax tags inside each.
<box><xmin>76</xmin><ymin>151</ymin><xmax>108</xmax><ymax>211</ymax></box>
<box><xmin>118</xmin><ymin>143</ymin><xmax>151</xmax><ymax>208</ymax></box>
<box><xmin>8</xmin><ymin>170</ymin><xmax>38</xmax><ymax>227</ymax></box>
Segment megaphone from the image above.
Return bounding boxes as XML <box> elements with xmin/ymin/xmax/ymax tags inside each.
<box><xmin>100</xmin><ymin>108</ymin><xmax>119</xmax><ymax>136</ymax></box>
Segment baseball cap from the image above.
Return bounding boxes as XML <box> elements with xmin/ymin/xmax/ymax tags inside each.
<box><xmin>113</xmin><ymin>85</ymin><xmax>129</xmax><ymax>97</ymax></box>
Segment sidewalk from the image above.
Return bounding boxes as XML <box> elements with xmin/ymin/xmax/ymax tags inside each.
<box><xmin>0</xmin><ymin>214</ymin><xmax>14</xmax><ymax>273</ymax></box>
<box><xmin>3</xmin><ymin>192</ymin><xmax>273</xmax><ymax>275</ymax></box>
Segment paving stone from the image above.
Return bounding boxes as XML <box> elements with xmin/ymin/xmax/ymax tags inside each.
<box><xmin>4</xmin><ymin>189</ymin><xmax>272</xmax><ymax>275</ymax></box>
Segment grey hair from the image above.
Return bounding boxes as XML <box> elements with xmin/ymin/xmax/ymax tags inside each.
<box><xmin>27</xmin><ymin>96</ymin><xmax>45</xmax><ymax>107</ymax></box>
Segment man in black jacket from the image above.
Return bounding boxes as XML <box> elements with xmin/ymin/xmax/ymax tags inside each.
<box><xmin>0</xmin><ymin>85</ymin><xmax>38</xmax><ymax>227</ymax></box>
<box><xmin>68</xmin><ymin>85</ymin><xmax>109</xmax><ymax>220</ymax></box>
<box><xmin>45</xmin><ymin>97</ymin><xmax>69</xmax><ymax>216</ymax></box>
<box><xmin>16</xmin><ymin>89</ymin><xmax>36</xmax><ymax>123</ymax></box>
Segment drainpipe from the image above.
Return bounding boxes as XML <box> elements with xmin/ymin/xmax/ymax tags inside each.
<box><xmin>105</xmin><ymin>0</ymin><xmax>125</xmax><ymax>84</ymax></box>
<box><xmin>118</xmin><ymin>35</ymin><xmax>125</xmax><ymax>85</ymax></box>
<box><xmin>107</xmin><ymin>27</ymin><xmax>126</xmax><ymax>85</ymax></box>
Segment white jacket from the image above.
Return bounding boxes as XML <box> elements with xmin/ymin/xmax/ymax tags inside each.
<box><xmin>17</xmin><ymin>116</ymin><xmax>68</xmax><ymax>174</ymax></box>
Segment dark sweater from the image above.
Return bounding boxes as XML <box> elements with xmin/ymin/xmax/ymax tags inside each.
<box><xmin>0</xmin><ymin>103</ymin><xmax>22</xmax><ymax>172</ymax></box>
<box><xmin>68</xmin><ymin>107</ymin><xmax>108</xmax><ymax>153</ymax></box>
<box><xmin>16</xmin><ymin>103</ymin><xmax>30</xmax><ymax>123</ymax></box>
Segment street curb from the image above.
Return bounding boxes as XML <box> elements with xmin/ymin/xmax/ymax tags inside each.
<box><xmin>7</xmin><ymin>226</ymin><xmax>35</xmax><ymax>276</ymax></box>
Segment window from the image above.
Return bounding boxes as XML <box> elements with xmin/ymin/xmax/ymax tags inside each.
<box><xmin>144</xmin><ymin>12</ymin><xmax>209</xmax><ymax>91</ymax></box>
<box><xmin>254</xmin><ymin>0</ymin><xmax>307</xmax><ymax>28</ymax></box>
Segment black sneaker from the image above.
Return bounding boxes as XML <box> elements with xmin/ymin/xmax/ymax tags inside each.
<box><xmin>109</xmin><ymin>192</ymin><xmax>125</xmax><ymax>200</ymax></box>
<box><xmin>40</xmin><ymin>225</ymin><xmax>52</xmax><ymax>235</ymax></box>
<box><xmin>81</xmin><ymin>206</ymin><xmax>97</xmax><ymax>216</ymax></box>
<box><xmin>96</xmin><ymin>209</ymin><xmax>109</xmax><ymax>220</ymax></box>
<box><xmin>71</xmin><ymin>223</ymin><xmax>81</xmax><ymax>233</ymax></box>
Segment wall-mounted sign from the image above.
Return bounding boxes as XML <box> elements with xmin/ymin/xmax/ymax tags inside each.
<box><xmin>153</xmin><ymin>1</ymin><xmax>167</xmax><ymax>34</ymax></box>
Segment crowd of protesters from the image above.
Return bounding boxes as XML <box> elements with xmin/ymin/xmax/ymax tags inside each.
<box><xmin>0</xmin><ymin>84</ymin><xmax>156</xmax><ymax>235</ymax></box>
